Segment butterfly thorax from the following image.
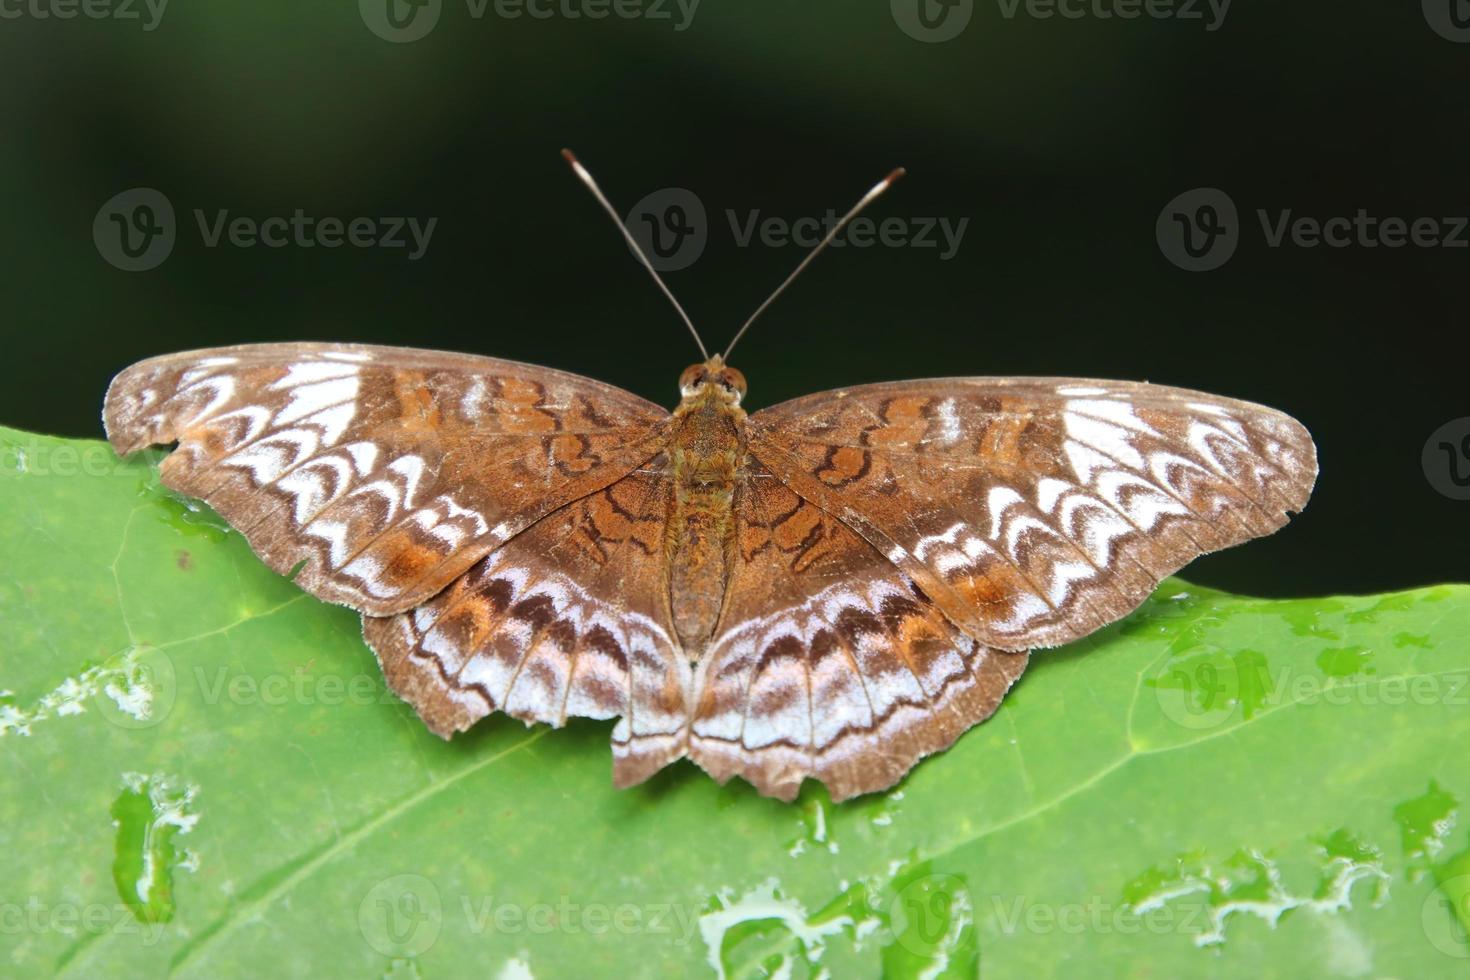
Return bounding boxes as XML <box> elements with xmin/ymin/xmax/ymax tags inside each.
<box><xmin>666</xmin><ymin>365</ymin><xmax>749</xmax><ymax>659</ymax></box>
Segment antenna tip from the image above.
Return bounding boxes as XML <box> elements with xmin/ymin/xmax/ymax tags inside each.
<box><xmin>561</xmin><ymin>148</ymin><xmax>593</xmax><ymax>183</ymax></box>
<box><xmin>859</xmin><ymin>167</ymin><xmax>906</xmax><ymax>205</ymax></box>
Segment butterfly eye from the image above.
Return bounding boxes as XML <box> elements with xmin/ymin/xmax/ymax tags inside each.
<box><xmin>719</xmin><ymin>367</ymin><xmax>747</xmax><ymax>398</ymax></box>
<box><xmin>678</xmin><ymin>364</ymin><xmax>707</xmax><ymax>391</ymax></box>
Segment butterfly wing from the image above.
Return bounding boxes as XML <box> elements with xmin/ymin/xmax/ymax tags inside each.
<box><xmin>104</xmin><ymin>343</ymin><xmax>669</xmax><ymax>615</ymax></box>
<box><xmin>689</xmin><ymin>459</ymin><xmax>1028</xmax><ymax>802</ymax></box>
<box><xmin>362</xmin><ymin>458</ymin><xmax>691</xmax><ymax>787</ymax></box>
<box><xmin>746</xmin><ymin>378</ymin><xmax>1317</xmax><ymax>651</ymax></box>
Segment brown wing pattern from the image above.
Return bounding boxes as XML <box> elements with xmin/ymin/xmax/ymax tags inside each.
<box><xmin>106</xmin><ymin>346</ymin><xmax>1317</xmax><ymax>803</ymax></box>
<box><xmin>689</xmin><ymin>461</ymin><xmax>1028</xmax><ymax>802</ymax></box>
<box><xmin>747</xmin><ymin>378</ymin><xmax>1317</xmax><ymax>651</ymax></box>
<box><xmin>362</xmin><ymin>459</ymin><xmax>692</xmax><ymax>787</ymax></box>
<box><xmin>104</xmin><ymin>343</ymin><xmax>668</xmax><ymax>616</ymax></box>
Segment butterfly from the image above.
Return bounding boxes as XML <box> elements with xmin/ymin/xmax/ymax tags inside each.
<box><xmin>102</xmin><ymin>153</ymin><xmax>1317</xmax><ymax>802</ymax></box>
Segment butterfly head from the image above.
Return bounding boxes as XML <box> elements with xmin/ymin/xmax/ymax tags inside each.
<box><xmin>679</xmin><ymin>357</ymin><xmax>747</xmax><ymax>407</ymax></box>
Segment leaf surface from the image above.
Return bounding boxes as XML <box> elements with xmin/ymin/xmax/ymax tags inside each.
<box><xmin>2</xmin><ymin>425</ymin><xmax>1468</xmax><ymax>977</ymax></box>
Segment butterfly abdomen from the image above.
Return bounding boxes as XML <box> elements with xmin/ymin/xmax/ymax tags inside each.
<box><xmin>666</xmin><ymin>390</ymin><xmax>747</xmax><ymax>658</ymax></box>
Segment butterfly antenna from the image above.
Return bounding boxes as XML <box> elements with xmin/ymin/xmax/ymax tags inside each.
<box><xmin>561</xmin><ymin>149</ymin><xmax>709</xmax><ymax>361</ymax></box>
<box><xmin>722</xmin><ymin>166</ymin><xmax>905</xmax><ymax>362</ymax></box>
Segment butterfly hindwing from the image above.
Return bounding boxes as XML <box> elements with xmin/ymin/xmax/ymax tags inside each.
<box><xmin>104</xmin><ymin>343</ymin><xmax>669</xmax><ymax>616</ymax></box>
<box><xmin>747</xmin><ymin>377</ymin><xmax>1317</xmax><ymax>651</ymax></box>
<box><xmin>361</xmin><ymin>458</ymin><xmax>692</xmax><ymax>787</ymax></box>
<box><xmin>689</xmin><ymin>460</ymin><xmax>1028</xmax><ymax>802</ymax></box>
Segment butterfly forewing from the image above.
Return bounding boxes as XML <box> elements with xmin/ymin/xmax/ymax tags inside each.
<box><xmin>746</xmin><ymin>378</ymin><xmax>1317</xmax><ymax>652</ymax></box>
<box><xmin>103</xmin><ymin>343</ymin><xmax>669</xmax><ymax>616</ymax></box>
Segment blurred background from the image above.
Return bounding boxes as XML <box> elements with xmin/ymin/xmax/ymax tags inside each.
<box><xmin>1</xmin><ymin>0</ymin><xmax>1465</xmax><ymax>596</ymax></box>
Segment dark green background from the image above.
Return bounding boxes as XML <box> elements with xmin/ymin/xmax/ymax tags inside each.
<box><xmin>1</xmin><ymin>0</ymin><xmax>1464</xmax><ymax>596</ymax></box>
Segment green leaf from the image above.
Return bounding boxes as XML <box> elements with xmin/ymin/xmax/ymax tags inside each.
<box><xmin>3</xmin><ymin>423</ymin><xmax>1468</xmax><ymax>977</ymax></box>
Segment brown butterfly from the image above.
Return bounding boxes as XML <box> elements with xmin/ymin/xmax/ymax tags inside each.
<box><xmin>102</xmin><ymin>153</ymin><xmax>1317</xmax><ymax>802</ymax></box>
